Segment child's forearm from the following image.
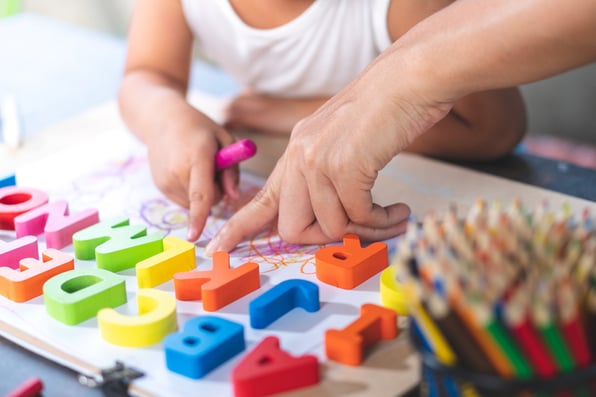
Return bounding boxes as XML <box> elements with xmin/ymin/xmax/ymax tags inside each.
<box><xmin>118</xmin><ymin>70</ymin><xmax>198</xmax><ymax>145</ymax></box>
<box><xmin>405</xmin><ymin>88</ymin><xmax>527</xmax><ymax>160</ymax></box>
<box><xmin>225</xmin><ymin>94</ymin><xmax>329</xmax><ymax>135</ymax></box>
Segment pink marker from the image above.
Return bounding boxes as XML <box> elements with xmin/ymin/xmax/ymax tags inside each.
<box><xmin>215</xmin><ymin>139</ymin><xmax>257</xmax><ymax>171</ymax></box>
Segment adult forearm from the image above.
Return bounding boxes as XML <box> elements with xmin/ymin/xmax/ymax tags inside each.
<box><xmin>383</xmin><ymin>0</ymin><xmax>596</xmax><ymax>101</ymax></box>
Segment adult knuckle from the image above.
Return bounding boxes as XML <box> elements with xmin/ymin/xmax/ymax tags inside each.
<box><xmin>252</xmin><ymin>186</ymin><xmax>275</xmax><ymax>207</ymax></box>
<box><xmin>349</xmin><ymin>210</ymin><xmax>370</xmax><ymax>225</ymax></box>
<box><xmin>278</xmin><ymin>225</ymin><xmax>301</xmax><ymax>244</ymax></box>
<box><xmin>325</xmin><ymin>224</ymin><xmax>347</xmax><ymax>242</ymax></box>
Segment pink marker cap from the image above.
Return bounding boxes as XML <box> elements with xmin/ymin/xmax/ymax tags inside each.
<box><xmin>215</xmin><ymin>139</ymin><xmax>257</xmax><ymax>170</ymax></box>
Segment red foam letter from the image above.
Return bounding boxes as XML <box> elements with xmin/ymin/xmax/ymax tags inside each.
<box><xmin>0</xmin><ymin>186</ymin><xmax>48</xmax><ymax>230</ymax></box>
<box><xmin>232</xmin><ymin>336</ymin><xmax>319</xmax><ymax>397</ymax></box>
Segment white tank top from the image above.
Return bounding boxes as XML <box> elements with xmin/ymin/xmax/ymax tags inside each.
<box><xmin>181</xmin><ymin>0</ymin><xmax>392</xmax><ymax>98</ymax></box>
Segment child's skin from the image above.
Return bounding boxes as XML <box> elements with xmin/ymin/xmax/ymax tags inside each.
<box><xmin>119</xmin><ymin>0</ymin><xmax>526</xmax><ymax>243</ymax></box>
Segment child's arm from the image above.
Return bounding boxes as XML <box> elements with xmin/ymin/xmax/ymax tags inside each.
<box><xmin>118</xmin><ymin>0</ymin><xmax>238</xmax><ymax>241</ymax></box>
<box><xmin>389</xmin><ymin>0</ymin><xmax>526</xmax><ymax>160</ymax></box>
<box><xmin>224</xmin><ymin>93</ymin><xmax>329</xmax><ymax>135</ymax></box>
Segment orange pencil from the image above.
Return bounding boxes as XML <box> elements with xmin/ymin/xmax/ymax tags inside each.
<box><xmin>446</xmin><ymin>280</ymin><xmax>514</xmax><ymax>378</ymax></box>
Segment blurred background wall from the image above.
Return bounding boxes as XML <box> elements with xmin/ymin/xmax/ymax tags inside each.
<box><xmin>21</xmin><ymin>0</ymin><xmax>133</xmax><ymax>37</ymax></box>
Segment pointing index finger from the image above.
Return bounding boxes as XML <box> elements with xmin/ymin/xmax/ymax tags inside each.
<box><xmin>205</xmin><ymin>160</ymin><xmax>285</xmax><ymax>255</ymax></box>
<box><xmin>186</xmin><ymin>163</ymin><xmax>215</xmax><ymax>242</ymax></box>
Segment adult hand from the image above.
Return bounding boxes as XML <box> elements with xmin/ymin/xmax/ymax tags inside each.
<box><xmin>205</xmin><ymin>54</ymin><xmax>454</xmax><ymax>254</ymax></box>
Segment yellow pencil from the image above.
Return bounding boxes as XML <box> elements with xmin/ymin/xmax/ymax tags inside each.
<box><xmin>405</xmin><ymin>281</ymin><xmax>457</xmax><ymax>365</ymax></box>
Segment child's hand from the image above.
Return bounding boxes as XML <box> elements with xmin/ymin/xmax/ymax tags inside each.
<box><xmin>145</xmin><ymin>110</ymin><xmax>239</xmax><ymax>241</ymax></box>
<box><xmin>224</xmin><ymin>93</ymin><xmax>327</xmax><ymax>135</ymax></box>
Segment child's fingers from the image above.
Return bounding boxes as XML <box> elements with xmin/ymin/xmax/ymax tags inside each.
<box><xmin>186</xmin><ymin>162</ymin><xmax>215</xmax><ymax>242</ymax></box>
<box><xmin>220</xmin><ymin>166</ymin><xmax>240</xmax><ymax>201</ymax></box>
<box><xmin>158</xmin><ymin>176</ymin><xmax>190</xmax><ymax>209</ymax></box>
<box><xmin>205</xmin><ymin>160</ymin><xmax>285</xmax><ymax>255</ymax></box>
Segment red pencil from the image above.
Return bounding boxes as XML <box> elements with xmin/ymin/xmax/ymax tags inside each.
<box><xmin>558</xmin><ymin>281</ymin><xmax>591</xmax><ymax>367</ymax></box>
<box><xmin>504</xmin><ymin>290</ymin><xmax>558</xmax><ymax>378</ymax></box>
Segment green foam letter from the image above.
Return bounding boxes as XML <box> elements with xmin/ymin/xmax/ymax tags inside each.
<box><xmin>43</xmin><ymin>268</ymin><xmax>127</xmax><ymax>325</ymax></box>
<box><xmin>72</xmin><ymin>216</ymin><xmax>163</xmax><ymax>272</ymax></box>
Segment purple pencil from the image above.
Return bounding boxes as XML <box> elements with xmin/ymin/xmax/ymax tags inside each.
<box><xmin>215</xmin><ymin>139</ymin><xmax>257</xmax><ymax>171</ymax></box>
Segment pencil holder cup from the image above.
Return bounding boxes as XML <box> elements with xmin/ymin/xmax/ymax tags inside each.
<box><xmin>409</xmin><ymin>326</ymin><xmax>596</xmax><ymax>397</ymax></box>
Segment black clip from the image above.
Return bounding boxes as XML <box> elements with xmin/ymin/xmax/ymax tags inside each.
<box><xmin>78</xmin><ymin>361</ymin><xmax>145</xmax><ymax>397</ymax></box>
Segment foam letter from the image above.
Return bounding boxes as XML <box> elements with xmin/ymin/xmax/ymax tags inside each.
<box><xmin>380</xmin><ymin>265</ymin><xmax>407</xmax><ymax>315</ymax></box>
<box><xmin>164</xmin><ymin>315</ymin><xmax>245</xmax><ymax>379</ymax></box>
<box><xmin>174</xmin><ymin>251</ymin><xmax>259</xmax><ymax>311</ymax></box>
<box><xmin>136</xmin><ymin>236</ymin><xmax>195</xmax><ymax>288</ymax></box>
<box><xmin>249</xmin><ymin>279</ymin><xmax>319</xmax><ymax>329</ymax></box>
<box><xmin>0</xmin><ymin>186</ymin><xmax>48</xmax><ymax>230</ymax></box>
<box><xmin>14</xmin><ymin>200</ymin><xmax>99</xmax><ymax>249</ymax></box>
<box><xmin>0</xmin><ymin>173</ymin><xmax>16</xmax><ymax>188</ymax></box>
<box><xmin>72</xmin><ymin>216</ymin><xmax>163</xmax><ymax>272</ymax></box>
<box><xmin>0</xmin><ymin>249</ymin><xmax>74</xmax><ymax>302</ymax></box>
<box><xmin>315</xmin><ymin>234</ymin><xmax>388</xmax><ymax>289</ymax></box>
<box><xmin>98</xmin><ymin>289</ymin><xmax>177</xmax><ymax>347</ymax></box>
<box><xmin>232</xmin><ymin>336</ymin><xmax>319</xmax><ymax>397</ymax></box>
<box><xmin>325</xmin><ymin>303</ymin><xmax>398</xmax><ymax>366</ymax></box>
<box><xmin>43</xmin><ymin>268</ymin><xmax>127</xmax><ymax>325</ymax></box>
<box><xmin>0</xmin><ymin>236</ymin><xmax>38</xmax><ymax>269</ymax></box>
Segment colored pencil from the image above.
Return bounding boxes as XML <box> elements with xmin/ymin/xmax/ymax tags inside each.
<box><xmin>405</xmin><ymin>282</ymin><xmax>457</xmax><ymax>366</ymax></box>
<box><xmin>427</xmin><ymin>291</ymin><xmax>496</xmax><ymax>375</ymax></box>
<box><xmin>503</xmin><ymin>289</ymin><xmax>558</xmax><ymax>377</ymax></box>
<box><xmin>450</xmin><ymin>294</ymin><xmax>514</xmax><ymax>378</ymax></box>
<box><xmin>585</xmin><ymin>289</ymin><xmax>596</xmax><ymax>356</ymax></box>
<box><xmin>473</xmin><ymin>301</ymin><xmax>534</xmax><ymax>379</ymax></box>
<box><xmin>400</xmin><ymin>199</ymin><xmax>596</xmax><ymax>394</ymax></box>
<box><xmin>532</xmin><ymin>294</ymin><xmax>576</xmax><ymax>373</ymax></box>
<box><xmin>558</xmin><ymin>281</ymin><xmax>591</xmax><ymax>367</ymax></box>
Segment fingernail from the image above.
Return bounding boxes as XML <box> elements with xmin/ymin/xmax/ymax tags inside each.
<box><xmin>231</xmin><ymin>188</ymin><xmax>240</xmax><ymax>201</ymax></box>
<box><xmin>205</xmin><ymin>235</ymin><xmax>219</xmax><ymax>256</ymax></box>
<box><xmin>187</xmin><ymin>227</ymin><xmax>197</xmax><ymax>242</ymax></box>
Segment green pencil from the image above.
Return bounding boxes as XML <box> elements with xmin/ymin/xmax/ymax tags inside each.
<box><xmin>473</xmin><ymin>302</ymin><xmax>534</xmax><ymax>379</ymax></box>
<box><xmin>532</xmin><ymin>297</ymin><xmax>576</xmax><ymax>372</ymax></box>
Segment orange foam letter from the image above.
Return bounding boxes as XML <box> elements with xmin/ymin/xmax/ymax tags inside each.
<box><xmin>0</xmin><ymin>249</ymin><xmax>74</xmax><ymax>302</ymax></box>
<box><xmin>315</xmin><ymin>234</ymin><xmax>388</xmax><ymax>289</ymax></box>
<box><xmin>325</xmin><ymin>303</ymin><xmax>398</xmax><ymax>366</ymax></box>
<box><xmin>174</xmin><ymin>251</ymin><xmax>260</xmax><ymax>311</ymax></box>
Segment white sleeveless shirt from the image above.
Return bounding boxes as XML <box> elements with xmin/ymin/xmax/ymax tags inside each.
<box><xmin>180</xmin><ymin>0</ymin><xmax>392</xmax><ymax>97</ymax></box>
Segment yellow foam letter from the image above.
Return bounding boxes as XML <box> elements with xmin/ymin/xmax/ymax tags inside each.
<box><xmin>98</xmin><ymin>289</ymin><xmax>177</xmax><ymax>347</ymax></box>
<box><xmin>136</xmin><ymin>236</ymin><xmax>195</xmax><ymax>288</ymax></box>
